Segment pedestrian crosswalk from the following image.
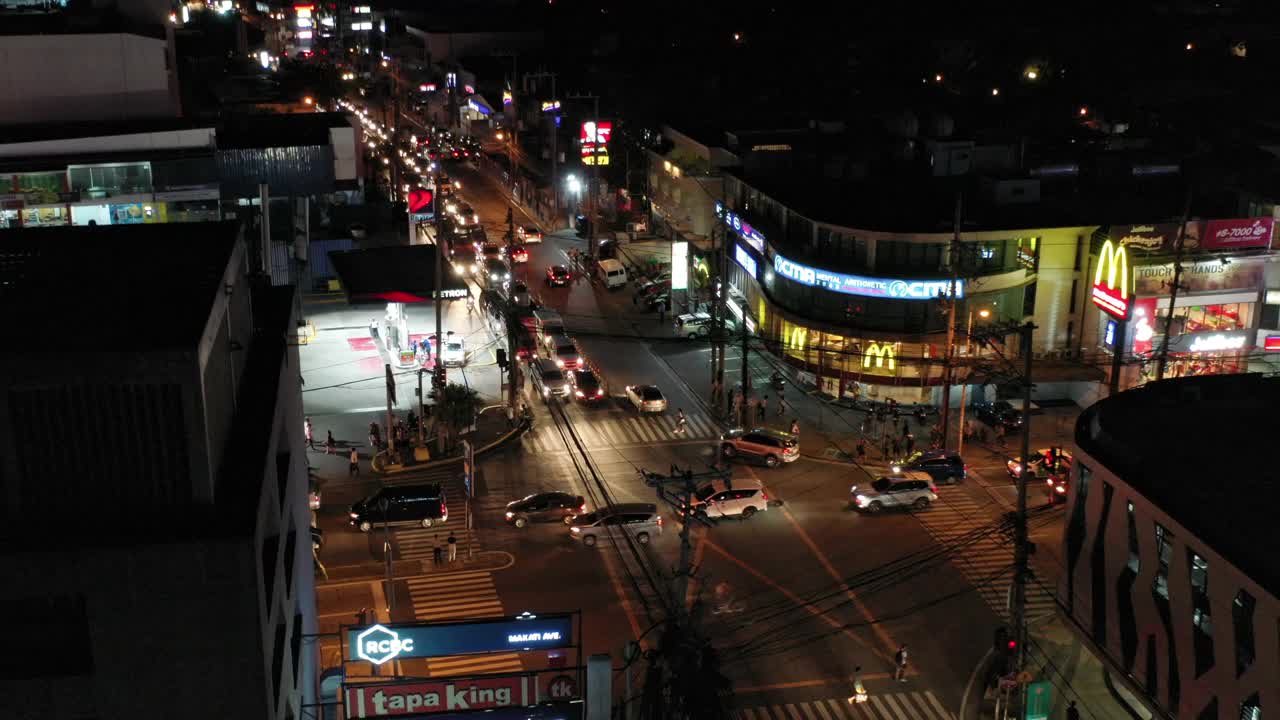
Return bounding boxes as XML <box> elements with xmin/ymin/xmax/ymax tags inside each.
<box><xmin>914</xmin><ymin>487</ymin><xmax>1057</xmax><ymax>622</ymax></box>
<box><xmin>404</xmin><ymin>570</ymin><xmax>523</xmax><ymax>677</ymax></box>
<box><xmin>738</xmin><ymin>690</ymin><xmax>953</xmax><ymax>720</ymax></box>
<box><xmin>522</xmin><ymin>409</ymin><xmax>721</xmax><ymax>452</ymax></box>
<box><xmin>385</xmin><ymin>467</ymin><xmax>480</xmax><ymax>562</ymax></box>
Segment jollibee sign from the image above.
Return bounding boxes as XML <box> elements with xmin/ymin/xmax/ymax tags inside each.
<box><xmin>345</xmin><ymin>676</ymin><xmax>540</xmax><ymax>717</ymax></box>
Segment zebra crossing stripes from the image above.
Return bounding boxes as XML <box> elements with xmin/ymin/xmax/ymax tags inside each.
<box><xmin>738</xmin><ymin>690</ymin><xmax>953</xmax><ymax>720</ymax></box>
<box><xmin>913</xmin><ymin>487</ymin><xmax>1056</xmax><ymax>621</ymax></box>
<box><xmin>522</xmin><ymin>410</ymin><xmax>721</xmax><ymax>451</ymax></box>
<box><xmin>396</xmin><ymin>525</ymin><xmax>479</xmax><ymax>563</ymax></box>
<box><xmin>404</xmin><ymin>571</ymin><xmax>522</xmax><ymax>677</ymax></box>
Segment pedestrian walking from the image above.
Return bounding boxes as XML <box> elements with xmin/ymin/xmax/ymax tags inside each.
<box><xmin>790</xmin><ymin>419</ymin><xmax>800</xmax><ymax>436</ymax></box>
<box><xmin>758</xmin><ymin>395</ymin><xmax>768</xmax><ymax>423</ymax></box>
<box><xmin>890</xmin><ymin>435</ymin><xmax>901</xmax><ymax>458</ymax></box>
<box><xmin>894</xmin><ymin>644</ymin><xmax>909</xmax><ymax>682</ymax></box>
<box><xmin>305</xmin><ymin>417</ymin><xmax>314</xmax><ymax>449</ymax></box>
<box><xmin>447</xmin><ymin>533</ymin><xmax>457</xmax><ymax>562</ymax></box>
<box><xmin>432</xmin><ymin>536</ymin><xmax>443</xmax><ymax>566</ymax></box>
<box><xmin>901</xmin><ymin>418</ymin><xmax>910</xmax><ymax>437</ymax></box>
<box><xmin>856</xmin><ymin>438</ymin><xmax>868</xmax><ymax>463</ymax></box>
<box><xmin>369</xmin><ymin>421</ymin><xmax>381</xmax><ymax>450</ymax></box>
<box><xmin>349</xmin><ymin>448</ymin><xmax>360</xmax><ymax>477</ymax></box>
<box><xmin>846</xmin><ymin>665</ymin><xmax>867</xmax><ymax>705</ymax></box>
<box><xmin>369</xmin><ymin>318</ymin><xmax>380</xmax><ymax>339</ymax></box>
<box><xmin>775</xmin><ymin>393</ymin><xmax>786</xmax><ymax>417</ymax></box>
<box><xmin>731</xmin><ymin>391</ymin><xmax>743</xmax><ymax>422</ymax></box>
<box><xmin>905</xmin><ymin>432</ymin><xmax>915</xmax><ymax>454</ymax></box>
<box><xmin>674</xmin><ymin>408</ymin><xmax>688</xmax><ymax>437</ymax></box>
<box><xmin>325</xmin><ymin>430</ymin><xmax>336</xmax><ymax>455</ymax></box>
<box><xmin>1065</xmin><ymin>701</ymin><xmax>1080</xmax><ymax>720</ymax></box>
<box><xmin>657</xmin><ymin>302</ymin><xmax>666</xmax><ymax>323</ymax></box>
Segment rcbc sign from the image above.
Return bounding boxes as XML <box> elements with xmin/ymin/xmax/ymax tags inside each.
<box><xmin>356</xmin><ymin>625</ymin><xmax>415</xmax><ymax>665</ymax></box>
<box><xmin>1092</xmin><ymin>240</ymin><xmax>1130</xmax><ymax>319</ymax></box>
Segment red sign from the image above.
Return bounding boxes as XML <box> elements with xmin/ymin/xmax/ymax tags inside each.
<box><xmin>1265</xmin><ymin>336</ymin><xmax>1280</xmax><ymax>352</ymax></box>
<box><xmin>1202</xmin><ymin>217</ymin><xmax>1274</xmax><ymax>251</ymax></box>
<box><xmin>1131</xmin><ymin>297</ymin><xmax>1158</xmax><ymax>355</ymax></box>
<box><xmin>345</xmin><ymin>676</ymin><xmax>533</xmax><ymax>718</ymax></box>
<box><xmin>408</xmin><ymin>188</ymin><xmax>433</xmax><ymax>214</ymax></box>
<box><xmin>579</xmin><ymin>120</ymin><xmax>612</xmax><ymax>145</ymax></box>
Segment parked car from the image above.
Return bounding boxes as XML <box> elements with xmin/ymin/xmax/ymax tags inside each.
<box><xmin>530</xmin><ymin>358</ymin><xmax>570</xmax><ymax>401</ymax></box>
<box><xmin>569</xmin><ymin>503</ymin><xmax>663</xmax><ymax>547</ymax></box>
<box><xmin>974</xmin><ymin>400</ymin><xmax>1024</xmax><ymax>432</ymax></box>
<box><xmin>719</xmin><ymin>428</ymin><xmax>799</xmax><ymax>468</ymax></box>
<box><xmin>440</xmin><ymin>332</ymin><xmax>466</xmax><ymax>367</ymax></box>
<box><xmin>849</xmin><ymin>473</ymin><xmax>937</xmax><ymax>513</ymax></box>
<box><xmin>350</xmin><ymin>484</ymin><xmax>448</xmax><ymax>531</ymax></box>
<box><xmin>675</xmin><ymin>312</ymin><xmax>736</xmax><ymax>339</ymax></box>
<box><xmin>892</xmin><ymin>449</ymin><xmax>966</xmax><ymax>484</ymax></box>
<box><xmin>505</xmin><ymin>491</ymin><xmax>586</xmax><ymax>528</ymax></box>
<box><xmin>518</xmin><ymin>226</ymin><xmax>543</xmax><ymax>243</ymax></box>
<box><xmin>546</xmin><ymin>265</ymin><xmax>572</xmax><ymax>287</ymax></box>
<box><xmin>569</xmin><ymin>368</ymin><xmax>606</xmax><ymax>402</ymax></box>
<box><xmin>686</xmin><ymin>482</ymin><xmax>769</xmax><ymax>519</ymax></box>
<box><xmin>625</xmin><ymin>384</ymin><xmax>668</xmax><ymax>413</ymax></box>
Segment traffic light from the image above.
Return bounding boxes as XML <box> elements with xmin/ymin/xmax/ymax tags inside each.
<box><xmin>993</xmin><ymin>626</ymin><xmax>1016</xmax><ymax>675</ymax></box>
<box><xmin>496</xmin><ymin>348</ymin><xmax>508</xmax><ymax>369</ymax></box>
<box><xmin>844</xmin><ymin>303</ymin><xmax>863</xmax><ymax>322</ymax></box>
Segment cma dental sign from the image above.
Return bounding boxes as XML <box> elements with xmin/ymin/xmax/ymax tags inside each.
<box><xmin>772</xmin><ymin>254</ymin><xmax>963</xmax><ymax>300</ymax></box>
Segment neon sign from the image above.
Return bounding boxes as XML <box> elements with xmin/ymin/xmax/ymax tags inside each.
<box><xmin>540</xmin><ymin>100</ymin><xmax>561</xmax><ymax>112</ymax></box>
<box><xmin>863</xmin><ymin>342</ymin><xmax>897</xmax><ymax>373</ymax></box>
<box><xmin>348</xmin><ymin>616</ymin><xmax>574</xmax><ymax>662</ymax></box>
<box><xmin>772</xmin><ymin>254</ymin><xmax>963</xmax><ymax>300</ymax></box>
<box><xmin>356</xmin><ymin>625</ymin><xmax>416</xmax><ymax>665</ymax></box>
<box><xmin>734</xmin><ymin>244</ymin><xmax>757</xmax><ymax>278</ymax></box>
<box><xmin>714</xmin><ymin>203</ymin><xmax>765</xmax><ymax>254</ymax></box>
<box><xmin>1186</xmin><ymin>333</ymin><xmax>1247</xmax><ymax>353</ymax></box>
<box><xmin>1091</xmin><ymin>239</ymin><xmax>1129</xmax><ymax>319</ymax></box>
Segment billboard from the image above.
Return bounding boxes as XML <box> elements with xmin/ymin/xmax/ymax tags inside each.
<box><xmin>1112</xmin><ymin>223</ymin><xmax>1201</xmax><ymax>255</ymax></box>
<box><xmin>347</xmin><ymin>616</ymin><xmax>574</xmax><ymax>664</ymax></box>
<box><xmin>671</xmin><ymin>241</ymin><xmax>689</xmax><ymax>290</ymax></box>
<box><xmin>580</xmin><ymin>121</ymin><xmax>611</xmax><ymax>167</ymax></box>
<box><xmin>346</xmin><ymin>675</ymin><xmax>537</xmax><ymax>717</ymax></box>
<box><xmin>771</xmin><ymin>253</ymin><xmax>963</xmax><ymax>300</ymax></box>
<box><xmin>1202</xmin><ymin>217</ymin><xmax>1274</xmax><ymax>251</ymax></box>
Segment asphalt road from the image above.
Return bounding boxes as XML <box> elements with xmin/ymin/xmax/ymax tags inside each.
<box><xmin>314</xmin><ymin>99</ymin><xmax>1073</xmax><ymax>719</ymax></box>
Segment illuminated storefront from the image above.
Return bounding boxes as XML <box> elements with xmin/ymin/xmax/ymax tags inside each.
<box><xmin>1090</xmin><ymin>221</ymin><xmax>1273</xmax><ymax>389</ymax></box>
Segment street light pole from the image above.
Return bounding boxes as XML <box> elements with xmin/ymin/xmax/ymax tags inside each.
<box><xmin>940</xmin><ymin>193</ymin><xmax>962</xmax><ymax>449</ymax></box>
<box><xmin>1013</xmin><ymin>321</ymin><xmax>1036</xmax><ymax>676</ymax></box>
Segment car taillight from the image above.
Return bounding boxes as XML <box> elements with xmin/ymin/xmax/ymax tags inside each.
<box><xmin>761</xmin><ymin>492</ymin><xmax>769</xmax><ymax>500</ymax></box>
<box><xmin>579</xmin><ymin>504</ymin><xmax>586</xmax><ymax>512</ymax></box>
<box><xmin>930</xmin><ymin>485</ymin><xmax>938</xmax><ymax>493</ymax></box>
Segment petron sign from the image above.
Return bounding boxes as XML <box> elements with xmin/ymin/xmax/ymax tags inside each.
<box><xmin>1092</xmin><ymin>240</ymin><xmax>1130</xmax><ymax>319</ymax></box>
<box><xmin>772</xmin><ymin>253</ymin><xmax>963</xmax><ymax>300</ymax></box>
<box><xmin>349</xmin><ymin>616</ymin><xmax>574</xmax><ymax>665</ymax></box>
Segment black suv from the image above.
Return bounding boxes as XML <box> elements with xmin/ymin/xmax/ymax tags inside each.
<box><xmin>974</xmin><ymin>401</ymin><xmax>1023</xmax><ymax>432</ymax></box>
<box><xmin>893</xmin><ymin>449</ymin><xmax>966</xmax><ymax>484</ymax></box>
<box><xmin>349</xmin><ymin>484</ymin><xmax>448</xmax><ymax>532</ymax></box>
<box><xmin>505</xmin><ymin>492</ymin><xmax>586</xmax><ymax>528</ymax></box>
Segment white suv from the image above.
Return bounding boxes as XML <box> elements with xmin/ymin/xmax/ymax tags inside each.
<box><xmin>850</xmin><ymin>472</ymin><xmax>938</xmax><ymax>513</ymax></box>
<box><xmin>687</xmin><ymin>484</ymin><xmax>769</xmax><ymax>520</ymax></box>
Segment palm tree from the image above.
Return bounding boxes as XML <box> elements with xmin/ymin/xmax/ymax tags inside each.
<box><xmin>437</xmin><ymin>383</ymin><xmax>482</xmax><ymax>452</ymax></box>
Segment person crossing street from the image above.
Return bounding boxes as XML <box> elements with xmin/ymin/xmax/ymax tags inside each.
<box><xmin>673</xmin><ymin>408</ymin><xmax>688</xmax><ymax>437</ymax></box>
<box><xmin>894</xmin><ymin>644</ymin><xmax>909</xmax><ymax>682</ymax></box>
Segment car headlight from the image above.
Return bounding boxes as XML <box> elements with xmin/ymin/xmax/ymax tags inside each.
<box><xmin>575</xmin><ymin>390</ymin><xmax>584</xmax><ymax>397</ymax></box>
<box><xmin>891</xmin><ymin>465</ymin><xmax>901</xmax><ymax>473</ymax></box>
<box><xmin>556</xmin><ymin>359</ymin><xmax>565</xmax><ymax>367</ymax></box>
<box><xmin>505</xmin><ymin>511</ymin><xmax>514</xmax><ymax>518</ymax></box>
<box><xmin>570</xmin><ymin>527</ymin><xmax>580</xmax><ymax>533</ymax></box>
<box><xmin>542</xmin><ymin>388</ymin><xmax>549</xmax><ymax>396</ymax></box>
<box><xmin>855</xmin><ymin>495</ymin><xmax>868</xmax><ymax>506</ymax></box>
<box><xmin>1055</xmin><ymin>485</ymin><xmax>1067</xmax><ymax>494</ymax></box>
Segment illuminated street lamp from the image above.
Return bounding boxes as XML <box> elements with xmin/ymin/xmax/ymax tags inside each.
<box><xmin>967</xmin><ymin>307</ymin><xmax>992</xmax><ymax>355</ymax></box>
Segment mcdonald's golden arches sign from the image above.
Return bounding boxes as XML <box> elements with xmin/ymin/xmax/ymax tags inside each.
<box><xmin>1092</xmin><ymin>240</ymin><xmax>1130</xmax><ymax>319</ymax></box>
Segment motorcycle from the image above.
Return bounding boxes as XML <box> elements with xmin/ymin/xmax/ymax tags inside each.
<box><xmin>769</xmin><ymin>371</ymin><xmax>787</xmax><ymax>392</ymax></box>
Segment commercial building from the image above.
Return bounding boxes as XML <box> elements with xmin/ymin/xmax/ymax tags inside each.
<box><xmin>0</xmin><ymin>222</ymin><xmax>316</xmax><ymax>720</ymax></box>
<box><xmin>1063</xmin><ymin>374</ymin><xmax>1278</xmax><ymax>720</ymax></box>
<box><xmin>652</xmin><ymin>121</ymin><xmax>1109</xmax><ymax>403</ymax></box>
<box><xmin>1082</xmin><ymin>219</ymin><xmax>1280</xmax><ymax>392</ymax></box>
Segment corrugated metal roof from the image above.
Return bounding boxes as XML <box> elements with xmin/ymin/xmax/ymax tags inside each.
<box><xmin>216</xmin><ymin>146</ymin><xmax>336</xmax><ymax>196</ymax></box>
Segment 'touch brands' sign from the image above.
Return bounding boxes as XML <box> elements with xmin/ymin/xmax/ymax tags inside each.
<box><xmin>772</xmin><ymin>254</ymin><xmax>963</xmax><ymax>300</ymax></box>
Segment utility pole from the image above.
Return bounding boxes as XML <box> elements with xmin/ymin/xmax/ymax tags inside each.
<box><xmin>1154</xmin><ymin>190</ymin><xmax>1194</xmax><ymax>382</ymax></box>
<box><xmin>713</xmin><ymin>194</ymin><xmax>730</xmax><ymax>412</ymax></box>
<box><xmin>433</xmin><ymin>190</ymin><xmax>446</xmax><ymax>456</ymax></box>
<box><xmin>1012</xmin><ymin>321</ymin><xmax>1036</xmax><ymax>682</ymax></box>
<box><xmin>525</xmin><ymin>71</ymin><xmax>558</xmax><ymax>222</ymax></box>
<box><xmin>567</xmin><ymin>92</ymin><xmax>601</xmax><ymax>256</ymax></box>
<box><xmin>740</xmin><ymin>315</ymin><xmax>751</xmax><ymax>428</ymax></box>
<box><xmin>939</xmin><ymin>192</ymin><xmax>962</xmax><ymax>449</ymax></box>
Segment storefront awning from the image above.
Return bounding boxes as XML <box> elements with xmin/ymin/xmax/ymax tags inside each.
<box><xmin>328</xmin><ymin>245</ymin><xmax>468</xmax><ymax>305</ymax></box>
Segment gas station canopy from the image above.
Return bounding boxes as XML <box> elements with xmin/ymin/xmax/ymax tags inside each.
<box><xmin>328</xmin><ymin>245</ymin><xmax>468</xmax><ymax>304</ymax></box>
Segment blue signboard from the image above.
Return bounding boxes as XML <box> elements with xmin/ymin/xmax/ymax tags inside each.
<box><xmin>715</xmin><ymin>202</ymin><xmax>766</xmax><ymax>253</ymax></box>
<box><xmin>1103</xmin><ymin>319</ymin><xmax>1117</xmax><ymax>349</ymax></box>
<box><xmin>734</xmin><ymin>244</ymin><xmax>758</xmax><ymax>278</ymax></box>
<box><xmin>772</xmin><ymin>253</ymin><xmax>964</xmax><ymax>300</ymax></box>
<box><xmin>348</xmin><ymin>616</ymin><xmax>574</xmax><ymax>664</ymax></box>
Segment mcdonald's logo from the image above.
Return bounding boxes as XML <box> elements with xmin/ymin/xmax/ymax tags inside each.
<box><xmin>1092</xmin><ymin>240</ymin><xmax>1130</xmax><ymax>319</ymax></box>
<box><xmin>863</xmin><ymin>342</ymin><xmax>897</xmax><ymax>373</ymax></box>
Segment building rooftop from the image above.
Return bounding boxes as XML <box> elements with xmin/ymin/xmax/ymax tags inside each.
<box><xmin>1076</xmin><ymin>374</ymin><xmax>1280</xmax><ymax>600</ymax></box>
<box><xmin>0</xmin><ymin>221</ymin><xmax>241</xmax><ymax>350</ymax></box>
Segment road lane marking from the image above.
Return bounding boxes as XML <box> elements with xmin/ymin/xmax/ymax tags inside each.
<box><xmin>734</xmin><ymin>673</ymin><xmax>896</xmax><ymax>693</ymax></box>
<box><xmin>703</xmin><ymin>538</ymin><xmax>883</xmax><ymax>658</ymax></box>
<box><xmin>742</xmin><ymin>466</ymin><xmax>899</xmax><ymax>660</ymax></box>
<box><xmin>880</xmin><ymin>693</ymin><xmax>910</xmax><ymax>720</ymax></box>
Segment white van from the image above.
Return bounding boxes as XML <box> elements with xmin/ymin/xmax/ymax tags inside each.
<box><xmin>532</xmin><ymin>309</ymin><xmax>566</xmax><ymax>347</ymax></box>
<box><xmin>597</xmin><ymin>258</ymin><xmax>628</xmax><ymax>289</ymax></box>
